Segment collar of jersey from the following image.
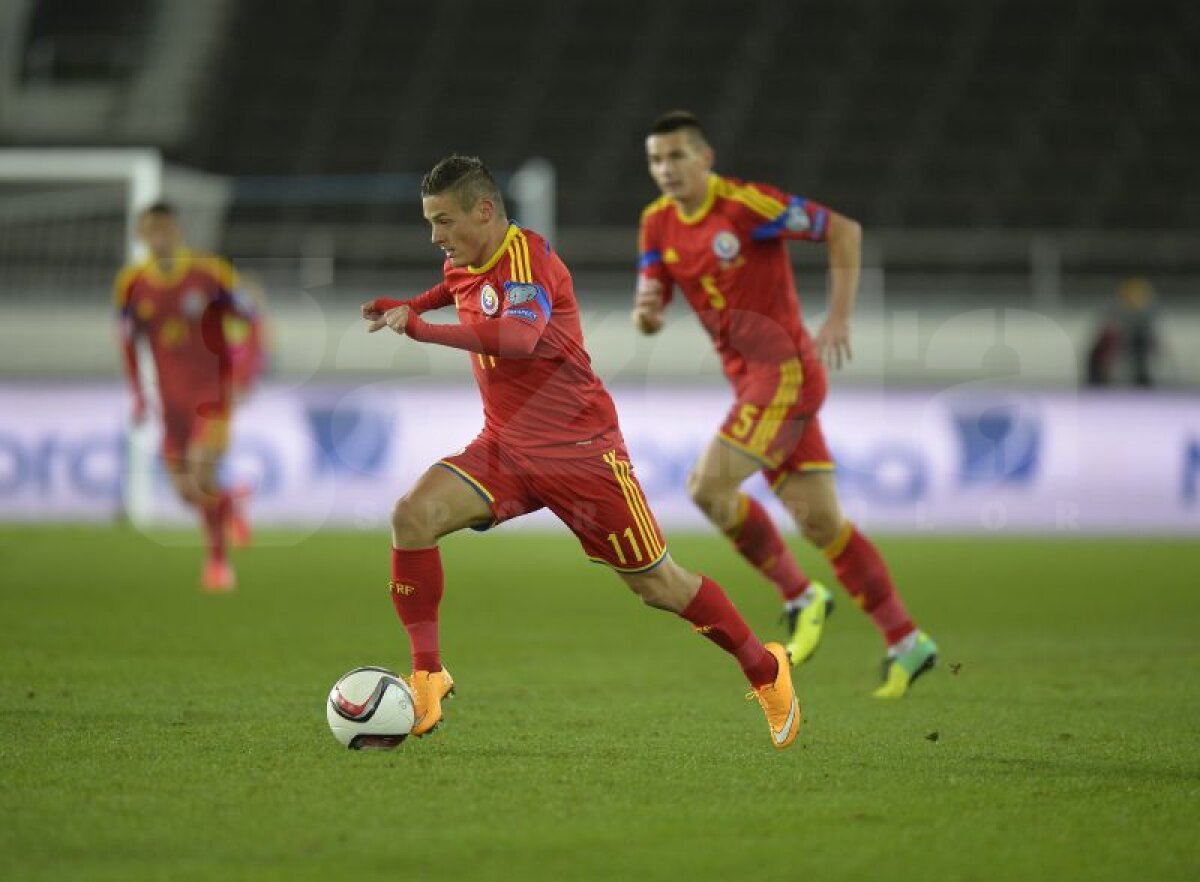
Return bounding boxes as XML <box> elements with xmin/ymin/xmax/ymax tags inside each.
<box><xmin>467</xmin><ymin>223</ymin><xmax>521</xmax><ymax>275</ymax></box>
<box><xmin>143</xmin><ymin>247</ymin><xmax>193</xmax><ymax>287</ymax></box>
<box><xmin>675</xmin><ymin>174</ymin><xmax>720</xmax><ymax>225</ymax></box>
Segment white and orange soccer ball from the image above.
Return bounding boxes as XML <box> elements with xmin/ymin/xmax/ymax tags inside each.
<box><xmin>326</xmin><ymin>666</ymin><xmax>415</xmax><ymax>750</ymax></box>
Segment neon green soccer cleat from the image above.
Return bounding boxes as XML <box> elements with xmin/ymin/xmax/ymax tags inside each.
<box><xmin>784</xmin><ymin>582</ymin><xmax>833</xmax><ymax>667</ymax></box>
<box><xmin>873</xmin><ymin>631</ymin><xmax>938</xmax><ymax>698</ymax></box>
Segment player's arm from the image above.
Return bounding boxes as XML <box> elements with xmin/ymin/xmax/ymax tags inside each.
<box><xmin>201</xmin><ymin>256</ymin><xmax>258</xmax><ymax>321</ymax></box>
<box><xmin>366</xmin><ymin>280</ymin><xmax>551</xmax><ymax>358</ymax></box>
<box><xmin>113</xmin><ymin>268</ymin><xmax>146</xmax><ymax>422</ymax></box>
<box><xmin>817</xmin><ymin>210</ymin><xmax>862</xmax><ymax>370</ymax></box>
<box><xmin>737</xmin><ymin>182</ymin><xmax>862</xmax><ymax>369</ymax></box>
<box><xmin>633</xmin><ymin>216</ymin><xmax>673</xmax><ymax>335</ymax></box>
<box><xmin>361</xmin><ymin>282</ymin><xmax>454</xmax><ymax>321</ymax></box>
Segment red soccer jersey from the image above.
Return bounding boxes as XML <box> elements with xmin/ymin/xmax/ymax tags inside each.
<box><xmin>114</xmin><ymin>248</ymin><xmax>242</xmax><ymax>404</ymax></box>
<box><xmin>638</xmin><ymin>173</ymin><xmax>831</xmax><ymax>381</ymax></box>
<box><xmin>432</xmin><ymin>223</ymin><xmax>622</xmax><ymax>456</ymax></box>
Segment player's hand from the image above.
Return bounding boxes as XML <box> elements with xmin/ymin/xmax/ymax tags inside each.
<box><xmin>361</xmin><ymin>300</ymin><xmax>384</xmax><ymax>321</ymax></box>
<box><xmin>632</xmin><ymin>281</ymin><xmax>666</xmax><ymax>335</ymax></box>
<box><xmin>816</xmin><ymin>315</ymin><xmax>852</xmax><ymax>369</ymax></box>
<box><xmin>368</xmin><ymin>304</ymin><xmax>411</xmax><ymax>336</ymax></box>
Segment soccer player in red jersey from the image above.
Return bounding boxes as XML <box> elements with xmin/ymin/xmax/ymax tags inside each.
<box><xmin>361</xmin><ymin>155</ymin><xmax>800</xmax><ymax>748</ymax></box>
<box><xmin>114</xmin><ymin>203</ymin><xmax>253</xmax><ymax>591</ymax></box>
<box><xmin>633</xmin><ymin>111</ymin><xmax>937</xmax><ymax>697</ymax></box>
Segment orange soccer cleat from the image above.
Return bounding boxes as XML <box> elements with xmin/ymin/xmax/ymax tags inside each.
<box><xmin>748</xmin><ymin>643</ymin><xmax>801</xmax><ymax>750</ymax></box>
<box><xmin>407</xmin><ymin>668</ymin><xmax>456</xmax><ymax>737</ymax></box>
<box><xmin>201</xmin><ymin>558</ymin><xmax>236</xmax><ymax>593</ymax></box>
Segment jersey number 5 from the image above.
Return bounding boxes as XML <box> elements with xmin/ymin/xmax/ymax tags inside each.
<box><xmin>730</xmin><ymin>404</ymin><xmax>760</xmax><ymax>440</ymax></box>
<box><xmin>699</xmin><ymin>275</ymin><xmax>727</xmax><ymax>310</ymax></box>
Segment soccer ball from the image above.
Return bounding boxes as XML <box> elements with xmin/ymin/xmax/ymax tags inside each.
<box><xmin>326</xmin><ymin>666</ymin><xmax>415</xmax><ymax>750</ymax></box>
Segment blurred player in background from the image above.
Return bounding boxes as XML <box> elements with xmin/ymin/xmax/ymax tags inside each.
<box><xmin>632</xmin><ymin>111</ymin><xmax>937</xmax><ymax>697</ymax></box>
<box><xmin>362</xmin><ymin>155</ymin><xmax>801</xmax><ymax>749</ymax></box>
<box><xmin>114</xmin><ymin>202</ymin><xmax>253</xmax><ymax>591</ymax></box>
<box><xmin>226</xmin><ymin>273</ymin><xmax>269</xmax><ymax>403</ymax></box>
<box><xmin>1085</xmin><ymin>276</ymin><xmax>1161</xmax><ymax>387</ymax></box>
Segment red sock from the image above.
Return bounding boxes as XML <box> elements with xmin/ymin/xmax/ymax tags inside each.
<box><xmin>725</xmin><ymin>495</ymin><xmax>810</xmax><ymax>602</ymax></box>
<box><xmin>826</xmin><ymin>523</ymin><xmax>915</xmax><ymax>645</ymax></box>
<box><xmin>200</xmin><ymin>491</ymin><xmax>230</xmax><ymax>564</ymax></box>
<box><xmin>680</xmin><ymin>576</ymin><xmax>778</xmax><ymax>687</ymax></box>
<box><xmin>390</xmin><ymin>546</ymin><xmax>444</xmax><ymax>672</ymax></box>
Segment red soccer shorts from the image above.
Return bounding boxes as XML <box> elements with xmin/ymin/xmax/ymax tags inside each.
<box><xmin>438</xmin><ymin>436</ymin><xmax>668</xmax><ymax>574</ymax></box>
<box><xmin>161</xmin><ymin>398</ymin><xmax>231</xmax><ymax>464</ymax></box>
<box><xmin>718</xmin><ymin>356</ymin><xmax>835</xmax><ymax>487</ymax></box>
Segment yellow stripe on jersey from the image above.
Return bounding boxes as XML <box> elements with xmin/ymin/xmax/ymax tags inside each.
<box><xmin>112</xmin><ymin>263</ymin><xmax>144</xmax><ymax>308</ymax></box>
<box><xmin>603</xmin><ymin>451</ymin><xmax>664</xmax><ymax>561</ymax></box>
<box><xmin>517</xmin><ymin>230</ymin><xmax>533</xmax><ymax>282</ymax></box>
<box><xmin>640</xmin><ymin>194</ymin><xmax>673</xmax><ymax>221</ymax></box>
<box><xmin>506</xmin><ymin>229</ymin><xmax>533</xmax><ymax>283</ymax></box>
<box><xmin>195</xmin><ymin>254</ymin><xmax>238</xmax><ymax>292</ymax></box>
<box><xmin>506</xmin><ymin>244</ymin><xmax>521</xmax><ymax>282</ymax></box>
<box><xmin>716</xmin><ymin>177</ymin><xmax>787</xmax><ymax>220</ymax></box>
<box><xmin>747</xmin><ymin>359</ymin><xmax>803</xmax><ymax>456</ymax></box>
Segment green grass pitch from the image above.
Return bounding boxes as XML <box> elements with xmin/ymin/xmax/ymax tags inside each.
<box><xmin>2</xmin><ymin>526</ymin><xmax>1199</xmax><ymax>881</ymax></box>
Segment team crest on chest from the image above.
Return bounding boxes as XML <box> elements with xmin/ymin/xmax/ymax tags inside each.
<box><xmin>479</xmin><ymin>283</ymin><xmax>500</xmax><ymax>316</ymax></box>
<box><xmin>712</xmin><ymin>231</ymin><xmax>740</xmax><ymax>260</ymax></box>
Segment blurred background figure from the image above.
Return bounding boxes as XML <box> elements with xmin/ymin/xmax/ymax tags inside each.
<box><xmin>1085</xmin><ymin>277</ymin><xmax>1161</xmax><ymax>388</ymax></box>
<box><xmin>226</xmin><ymin>271</ymin><xmax>270</xmax><ymax>404</ymax></box>
<box><xmin>115</xmin><ymin>202</ymin><xmax>253</xmax><ymax>590</ymax></box>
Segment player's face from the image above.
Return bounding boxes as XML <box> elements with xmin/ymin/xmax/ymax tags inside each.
<box><xmin>422</xmin><ymin>193</ymin><xmax>492</xmax><ymax>268</ymax></box>
<box><xmin>646</xmin><ymin>130</ymin><xmax>713</xmax><ymax>207</ymax></box>
<box><xmin>137</xmin><ymin>213</ymin><xmax>182</xmax><ymax>259</ymax></box>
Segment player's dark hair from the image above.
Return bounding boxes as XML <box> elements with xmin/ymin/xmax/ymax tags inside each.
<box><xmin>139</xmin><ymin>200</ymin><xmax>177</xmax><ymax>219</ymax></box>
<box><xmin>649</xmin><ymin>110</ymin><xmax>710</xmax><ymax>147</ymax></box>
<box><xmin>421</xmin><ymin>155</ymin><xmax>506</xmax><ymax>215</ymax></box>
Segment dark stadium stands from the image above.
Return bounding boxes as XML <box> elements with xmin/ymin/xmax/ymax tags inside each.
<box><xmin>7</xmin><ymin>0</ymin><xmax>1197</xmax><ymax>287</ymax></box>
<box><xmin>166</xmin><ymin>0</ymin><xmax>1200</xmax><ymax>238</ymax></box>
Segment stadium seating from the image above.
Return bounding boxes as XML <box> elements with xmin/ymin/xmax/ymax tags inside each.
<box><xmin>11</xmin><ymin>0</ymin><xmax>1200</xmax><ymax>268</ymax></box>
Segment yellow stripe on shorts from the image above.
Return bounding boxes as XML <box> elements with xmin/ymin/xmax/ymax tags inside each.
<box><xmin>603</xmin><ymin>451</ymin><xmax>663</xmax><ymax>560</ymax></box>
<box><xmin>748</xmin><ymin>358</ymin><xmax>803</xmax><ymax>455</ymax></box>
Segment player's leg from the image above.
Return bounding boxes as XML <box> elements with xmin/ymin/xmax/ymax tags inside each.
<box><xmin>689</xmin><ymin>431</ymin><xmax>814</xmax><ymax>608</ymax></box>
<box><xmin>774</xmin><ymin>467</ymin><xmax>937</xmax><ymax>697</ymax></box>
<box><xmin>186</xmin><ymin>408</ymin><xmax>236</xmax><ymax>592</ymax></box>
<box><xmin>540</xmin><ymin>447</ymin><xmax>800</xmax><ymax>748</ymax></box>
<box><xmin>391</xmin><ymin>443</ymin><xmax>530</xmax><ymax>736</ymax></box>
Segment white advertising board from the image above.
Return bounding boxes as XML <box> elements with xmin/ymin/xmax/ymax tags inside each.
<box><xmin>1</xmin><ymin>383</ymin><xmax>1197</xmax><ymax>535</ymax></box>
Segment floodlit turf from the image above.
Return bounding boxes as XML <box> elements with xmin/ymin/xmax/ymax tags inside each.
<box><xmin>2</xmin><ymin>526</ymin><xmax>1198</xmax><ymax>882</ymax></box>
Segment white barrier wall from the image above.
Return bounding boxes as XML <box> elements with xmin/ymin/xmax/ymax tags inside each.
<box><xmin>1</xmin><ymin>383</ymin><xmax>1198</xmax><ymax>535</ymax></box>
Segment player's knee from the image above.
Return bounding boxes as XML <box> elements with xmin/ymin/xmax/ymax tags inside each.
<box><xmin>623</xmin><ymin>559</ymin><xmax>695</xmax><ymax>613</ymax></box>
<box><xmin>390</xmin><ymin>495</ymin><xmax>441</xmax><ymax>547</ymax></box>
<box><xmin>687</xmin><ymin>471</ymin><xmax>736</xmax><ymax>525</ymax></box>
<box><xmin>800</xmin><ymin>509</ymin><xmax>842</xmax><ymax>548</ymax></box>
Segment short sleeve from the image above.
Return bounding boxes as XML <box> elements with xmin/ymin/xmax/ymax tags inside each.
<box><xmin>728</xmin><ymin>180</ymin><xmax>830</xmax><ymax>243</ymax></box>
<box><xmin>500</xmin><ymin>230</ymin><xmax>552</xmax><ymax>332</ymax></box>
<box><xmin>113</xmin><ymin>265</ymin><xmax>139</xmax><ymax>314</ymax></box>
<box><xmin>637</xmin><ymin>211</ymin><xmax>672</xmax><ymax>288</ymax></box>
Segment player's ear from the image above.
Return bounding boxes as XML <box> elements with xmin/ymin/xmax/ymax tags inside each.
<box><xmin>476</xmin><ymin>197</ymin><xmax>494</xmax><ymax>224</ymax></box>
